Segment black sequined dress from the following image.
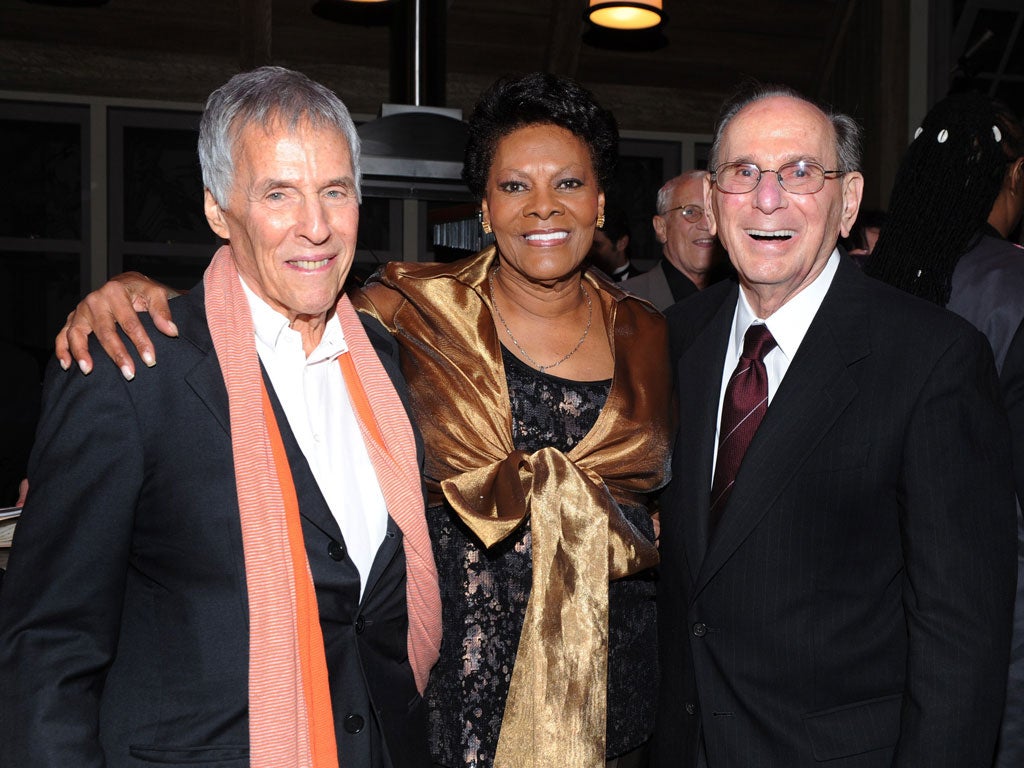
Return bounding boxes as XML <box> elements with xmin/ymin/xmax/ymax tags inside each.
<box><xmin>426</xmin><ymin>346</ymin><xmax>658</xmax><ymax>767</ymax></box>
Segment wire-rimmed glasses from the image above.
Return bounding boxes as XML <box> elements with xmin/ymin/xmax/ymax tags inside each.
<box><xmin>660</xmin><ymin>204</ymin><xmax>705</xmax><ymax>223</ymax></box>
<box><xmin>712</xmin><ymin>160</ymin><xmax>843</xmax><ymax>195</ymax></box>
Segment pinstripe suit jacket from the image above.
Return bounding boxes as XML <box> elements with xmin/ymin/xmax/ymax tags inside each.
<box><xmin>653</xmin><ymin>256</ymin><xmax>1017</xmax><ymax>767</ymax></box>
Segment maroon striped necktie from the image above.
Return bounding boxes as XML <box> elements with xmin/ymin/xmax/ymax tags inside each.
<box><xmin>709</xmin><ymin>323</ymin><xmax>778</xmax><ymax>534</ymax></box>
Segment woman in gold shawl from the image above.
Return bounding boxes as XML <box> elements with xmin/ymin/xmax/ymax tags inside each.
<box><xmin>53</xmin><ymin>72</ymin><xmax>673</xmax><ymax>768</ymax></box>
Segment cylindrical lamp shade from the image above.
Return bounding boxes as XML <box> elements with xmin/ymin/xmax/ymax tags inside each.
<box><xmin>587</xmin><ymin>0</ymin><xmax>663</xmax><ymax>30</ymax></box>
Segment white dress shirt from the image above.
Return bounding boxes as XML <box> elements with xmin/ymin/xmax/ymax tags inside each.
<box><xmin>241</xmin><ymin>278</ymin><xmax>388</xmax><ymax>596</ymax></box>
<box><xmin>711</xmin><ymin>249</ymin><xmax>841</xmax><ymax>480</ymax></box>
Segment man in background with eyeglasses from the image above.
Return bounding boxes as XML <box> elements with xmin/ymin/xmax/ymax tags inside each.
<box><xmin>621</xmin><ymin>171</ymin><xmax>729</xmax><ymax>310</ymax></box>
<box><xmin>653</xmin><ymin>83</ymin><xmax>1017</xmax><ymax>767</ymax></box>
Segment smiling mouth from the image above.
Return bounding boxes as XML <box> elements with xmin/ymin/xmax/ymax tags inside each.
<box><xmin>524</xmin><ymin>231</ymin><xmax>569</xmax><ymax>243</ymax></box>
<box><xmin>746</xmin><ymin>229</ymin><xmax>796</xmax><ymax>242</ymax></box>
<box><xmin>290</xmin><ymin>257</ymin><xmax>333</xmax><ymax>270</ymax></box>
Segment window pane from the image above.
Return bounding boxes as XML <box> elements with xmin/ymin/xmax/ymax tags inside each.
<box><xmin>0</xmin><ymin>119</ymin><xmax>83</xmax><ymax>240</ymax></box>
<box><xmin>122</xmin><ymin>126</ymin><xmax>215</xmax><ymax>245</ymax></box>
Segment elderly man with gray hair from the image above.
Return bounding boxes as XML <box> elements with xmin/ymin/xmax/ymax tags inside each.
<box><xmin>621</xmin><ymin>171</ymin><xmax>727</xmax><ymax>310</ymax></box>
<box><xmin>654</xmin><ymin>83</ymin><xmax>1016</xmax><ymax>767</ymax></box>
<box><xmin>0</xmin><ymin>67</ymin><xmax>440</xmax><ymax>768</ymax></box>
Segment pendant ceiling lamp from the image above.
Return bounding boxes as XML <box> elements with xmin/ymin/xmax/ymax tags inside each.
<box><xmin>586</xmin><ymin>0</ymin><xmax>663</xmax><ymax>31</ymax></box>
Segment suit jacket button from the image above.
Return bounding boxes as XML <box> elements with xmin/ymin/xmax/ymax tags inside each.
<box><xmin>327</xmin><ymin>540</ymin><xmax>345</xmax><ymax>561</ymax></box>
<box><xmin>343</xmin><ymin>713</ymin><xmax>365</xmax><ymax>734</ymax></box>
<box><xmin>355</xmin><ymin>615</ymin><xmax>366</xmax><ymax>634</ymax></box>
<box><xmin>685</xmin><ymin>702</ymin><xmax>697</xmax><ymax>715</ymax></box>
<box><xmin>692</xmin><ymin>622</ymin><xmax>707</xmax><ymax>637</ymax></box>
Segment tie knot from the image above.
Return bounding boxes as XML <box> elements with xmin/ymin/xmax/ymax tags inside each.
<box><xmin>741</xmin><ymin>323</ymin><xmax>777</xmax><ymax>362</ymax></box>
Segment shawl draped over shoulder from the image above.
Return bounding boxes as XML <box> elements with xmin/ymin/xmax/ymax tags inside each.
<box><xmin>351</xmin><ymin>246</ymin><xmax>673</xmax><ymax>768</ymax></box>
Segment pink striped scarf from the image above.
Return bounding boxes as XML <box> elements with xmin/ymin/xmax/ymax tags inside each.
<box><xmin>204</xmin><ymin>246</ymin><xmax>441</xmax><ymax>767</ymax></box>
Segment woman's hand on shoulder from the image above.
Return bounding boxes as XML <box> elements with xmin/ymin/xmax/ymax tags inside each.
<box><xmin>57</xmin><ymin>272</ymin><xmax>181</xmax><ymax>380</ymax></box>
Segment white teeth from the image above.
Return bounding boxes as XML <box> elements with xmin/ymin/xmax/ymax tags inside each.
<box><xmin>745</xmin><ymin>229</ymin><xmax>796</xmax><ymax>238</ymax></box>
<box><xmin>525</xmin><ymin>231</ymin><xmax>568</xmax><ymax>242</ymax></box>
<box><xmin>293</xmin><ymin>258</ymin><xmax>330</xmax><ymax>270</ymax></box>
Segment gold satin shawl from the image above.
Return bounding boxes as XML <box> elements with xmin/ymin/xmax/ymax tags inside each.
<box><xmin>353</xmin><ymin>247</ymin><xmax>673</xmax><ymax>767</ymax></box>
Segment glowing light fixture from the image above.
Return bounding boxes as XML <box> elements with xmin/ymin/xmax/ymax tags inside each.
<box><xmin>586</xmin><ymin>0</ymin><xmax>663</xmax><ymax>30</ymax></box>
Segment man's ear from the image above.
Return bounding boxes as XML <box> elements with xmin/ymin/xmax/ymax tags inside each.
<box><xmin>204</xmin><ymin>189</ymin><xmax>231</xmax><ymax>240</ymax></box>
<box><xmin>838</xmin><ymin>172</ymin><xmax>864</xmax><ymax>239</ymax></box>
<box><xmin>615</xmin><ymin>234</ymin><xmax>630</xmax><ymax>254</ymax></box>
<box><xmin>703</xmin><ymin>175</ymin><xmax>718</xmax><ymax>236</ymax></box>
<box><xmin>652</xmin><ymin>214</ymin><xmax>667</xmax><ymax>243</ymax></box>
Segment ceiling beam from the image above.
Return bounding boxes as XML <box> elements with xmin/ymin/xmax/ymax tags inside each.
<box><xmin>816</xmin><ymin>0</ymin><xmax>858</xmax><ymax>100</ymax></box>
<box><xmin>239</xmin><ymin>0</ymin><xmax>272</xmax><ymax>70</ymax></box>
<box><xmin>544</xmin><ymin>0</ymin><xmax>585</xmax><ymax>77</ymax></box>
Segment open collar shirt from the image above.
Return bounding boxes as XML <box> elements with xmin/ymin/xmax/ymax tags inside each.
<box><xmin>241</xmin><ymin>277</ymin><xmax>388</xmax><ymax>596</ymax></box>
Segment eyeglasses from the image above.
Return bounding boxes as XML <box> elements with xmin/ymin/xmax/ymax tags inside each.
<box><xmin>712</xmin><ymin>161</ymin><xmax>843</xmax><ymax>195</ymax></box>
<box><xmin>660</xmin><ymin>204</ymin><xmax>705</xmax><ymax>223</ymax></box>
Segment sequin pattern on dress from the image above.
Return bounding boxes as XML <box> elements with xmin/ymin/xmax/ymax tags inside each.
<box><xmin>426</xmin><ymin>346</ymin><xmax>657</xmax><ymax>767</ymax></box>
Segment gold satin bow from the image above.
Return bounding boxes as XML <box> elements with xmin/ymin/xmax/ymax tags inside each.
<box><xmin>353</xmin><ymin>247</ymin><xmax>673</xmax><ymax>766</ymax></box>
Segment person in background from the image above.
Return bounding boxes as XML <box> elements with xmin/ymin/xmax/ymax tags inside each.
<box><xmin>588</xmin><ymin>205</ymin><xmax>638</xmax><ymax>281</ymax></box>
<box><xmin>654</xmin><ymin>82</ymin><xmax>1016</xmax><ymax>767</ymax></box>
<box><xmin>621</xmin><ymin>171</ymin><xmax>728</xmax><ymax>310</ymax></box>
<box><xmin>865</xmin><ymin>90</ymin><xmax>1024</xmax><ymax>768</ymax></box>
<box><xmin>0</xmin><ymin>66</ymin><xmax>440</xmax><ymax>768</ymax></box>
<box><xmin>52</xmin><ymin>71</ymin><xmax>673</xmax><ymax>768</ymax></box>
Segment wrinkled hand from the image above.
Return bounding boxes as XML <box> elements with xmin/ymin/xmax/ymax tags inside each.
<box><xmin>56</xmin><ymin>272</ymin><xmax>180</xmax><ymax>380</ymax></box>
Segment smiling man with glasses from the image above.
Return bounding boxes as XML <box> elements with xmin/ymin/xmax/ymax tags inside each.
<box><xmin>621</xmin><ymin>171</ymin><xmax>728</xmax><ymax>310</ymax></box>
<box><xmin>653</xmin><ymin>83</ymin><xmax>1017</xmax><ymax>768</ymax></box>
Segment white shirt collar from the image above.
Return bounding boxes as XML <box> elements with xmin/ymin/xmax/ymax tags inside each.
<box><xmin>731</xmin><ymin>248</ymin><xmax>840</xmax><ymax>362</ymax></box>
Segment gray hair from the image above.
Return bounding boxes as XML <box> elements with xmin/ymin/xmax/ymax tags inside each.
<box><xmin>198</xmin><ymin>66</ymin><xmax>362</xmax><ymax>207</ymax></box>
<box><xmin>707</xmin><ymin>82</ymin><xmax>861</xmax><ymax>175</ymax></box>
<box><xmin>656</xmin><ymin>170</ymin><xmax>708</xmax><ymax>214</ymax></box>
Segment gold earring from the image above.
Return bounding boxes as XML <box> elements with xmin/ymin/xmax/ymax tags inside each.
<box><xmin>482</xmin><ymin>219</ymin><xmax>492</xmax><ymax>234</ymax></box>
<box><xmin>596</xmin><ymin>214</ymin><xmax>605</xmax><ymax>229</ymax></box>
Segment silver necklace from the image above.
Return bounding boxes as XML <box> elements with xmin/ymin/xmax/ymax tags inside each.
<box><xmin>488</xmin><ymin>266</ymin><xmax>593</xmax><ymax>373</ymax></box>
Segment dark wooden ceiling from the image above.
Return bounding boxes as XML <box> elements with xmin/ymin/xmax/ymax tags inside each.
<box><xmin>0</xmin><ymin>0</ymin><xmax>859</xmax><ymax>135</ymax></box>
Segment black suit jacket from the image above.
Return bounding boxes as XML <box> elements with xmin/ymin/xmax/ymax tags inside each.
<box><xmin>653</xmin><ymin>257</ymin><xmax>1017</xmax><ymax>767</ymax></box>
<box><xmin>0</xmin><ymin>284</ymin><xmax>430</xmax><ymax>768</ymax></box>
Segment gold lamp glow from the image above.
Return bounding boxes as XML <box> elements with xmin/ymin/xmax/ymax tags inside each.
<box><xmin>587</xmin><ymin>0</ymin><xmax>663</xmax><ymax>30</ymax></box>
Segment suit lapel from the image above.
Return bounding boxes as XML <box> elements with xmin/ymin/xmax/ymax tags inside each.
<box><xmin>654</xmin><ymin>268</ymin><xmax>675</xmax><ymax>310</ymax></box>
<box><xmin>677</xmin><ymin>287</ymin><xmax>737</xmax><ymax>582</ymax></box>
<box><xmin>693</xmin><ymin>260</ymin><xmax>871</xmax><ymax>596</ymax></box>
<box><xmin>176</xmin><ymin>286</ymin><xmax>231</xmax><ymax>436</ymax></box>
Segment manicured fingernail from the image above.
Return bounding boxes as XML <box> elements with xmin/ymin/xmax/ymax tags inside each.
<box><xmin>168</xmin><ymin>322</ymin><xmax>179</xmax><ymax>336</ymax></box>
<box><xmin>59</xmin><ymin>358</ymin><xmax>70</xmax><ymax>371</ymax></box>
<box><xmin>78</xmin><ymin>359</ymin><xmax>90</xmax><ymax>375</ymax></box>
<box><xmin>142</xmin><ymin>351</ymin><xmax>155</xmax><ymax>367</ymax></box>
<box><xmin>120</xmin><ymin>365</ymin><xmax>135</xmax><ymax>381</ymax></box>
